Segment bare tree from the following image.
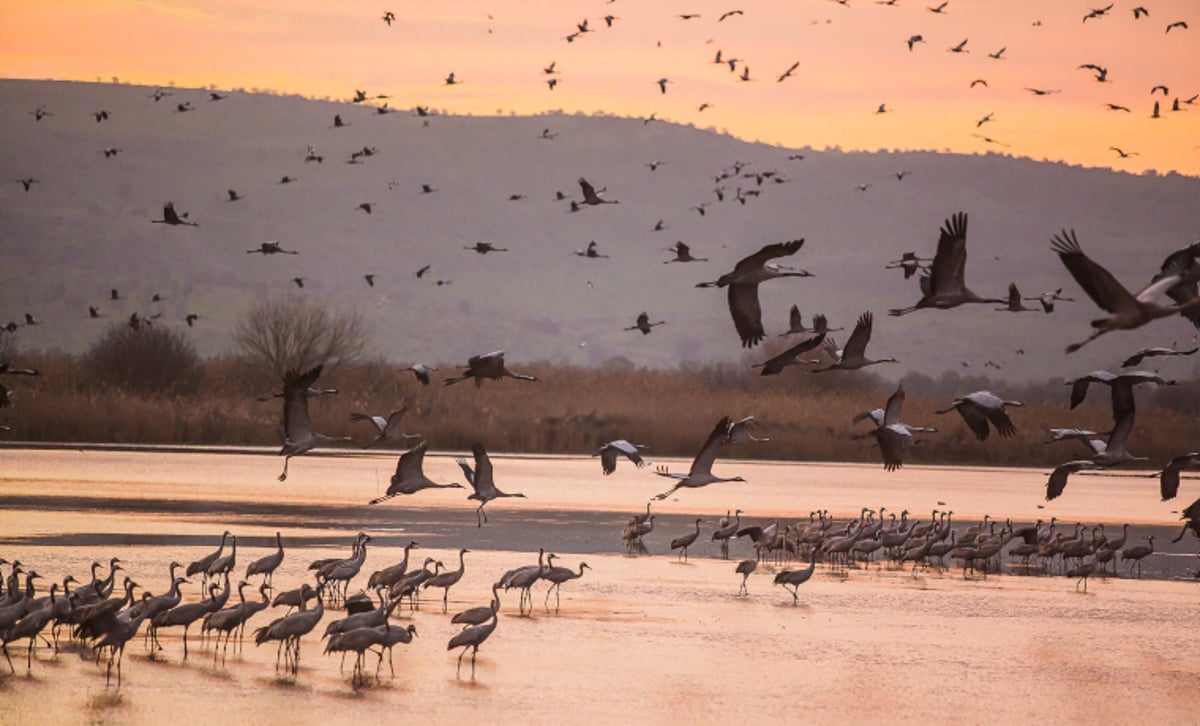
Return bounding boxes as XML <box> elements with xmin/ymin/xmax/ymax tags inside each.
<box><xmin>233</xmin><ymin>298</ymin><xmax>368</xmax><ymax>378</ymax></box>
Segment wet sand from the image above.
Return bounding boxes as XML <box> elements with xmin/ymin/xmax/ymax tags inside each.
<box><xmin>1</xmin><ymin>448</ymin><xmax>1198</xmax><ymax>724</ymax></box>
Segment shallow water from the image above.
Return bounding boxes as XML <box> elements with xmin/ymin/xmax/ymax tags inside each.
<box><xmin>0</xmin><ymin>448</ymin><xmax>1197</xmax><ymax>723</ymax></box>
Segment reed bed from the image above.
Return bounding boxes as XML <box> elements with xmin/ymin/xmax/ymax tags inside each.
<box><xmin>2</xmin><ymin>351</ymin><xmax>1196</xmax><ymax>469</ymax></box>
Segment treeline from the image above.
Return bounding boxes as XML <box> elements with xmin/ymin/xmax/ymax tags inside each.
<box><xmin>3</xmin><ymin>345</ymin><xmax>1196</xmax><ymax>470</ymax></box>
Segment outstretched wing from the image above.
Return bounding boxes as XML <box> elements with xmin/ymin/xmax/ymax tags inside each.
<box><xmin>728</xmin><ymin>283</ymin><xmax>764</xmax><ymax>348</ymax></box>
<box><xmin>840</xmin><ymin>311</ymin><xmax>874</xmax><ymax>361</ymax></box>
<box><xmin>1051</xmin><ymin>230</ymin><xmax>1138</xmax><ymax>315</ymax></box>
<box><xmin>731</xmin><ymin>239</ymin><xmax>804</xmax><ymax>275</ymax></box>
<box><xmin>927</xmin><ymin>212</ymin><xmax>968</xmax><ymax>296</ymax></box>
<box><xmin>689</xmin><ymin>416</ymin><xmax>732</xmax><ymax>477</ymax></box>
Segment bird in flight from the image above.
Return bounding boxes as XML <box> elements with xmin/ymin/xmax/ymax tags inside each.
<box><xmin>1105</xmin><ymin>103</ymin><xmax>1131</xmax><ymax>112</ymax></box>
<box><xmin>247</xmin><ymin>241</ymin><xmax>298</xmax><ymax>255</ymax></box>
<box><xmin>578</xmin><ymin>177</ymin><xmax>617</xmax><ymax>205</ymax></box>
<box><xmin>906</xmin><ymin>35</ymin><xmax>925</xmax><ymax>51</ymax></box>
<box><xmin>970</xmin><ymin>79</ymin><xmax>988</xmax><ymax>88</ymax></box>
<box><xmin>382</xmin><ymin>11</ymin><xmax>395</xmax><ymax>26</ymax></box>
<box><xmin>777</xmin><ymin>62</ymin><xmax>800</xmax><ymax>83</ymax></box>
<box><xmin>464</xmin><ymin>241</ymin><xmax>508</xmax><ymax>254</ymax></box>
<box><xmin>656</xmin><ymin>78</ymin><xmax>671</xmax><ymax>94</ymax></box>
<box><xmin>444</xmin><ymin>72</ymin><xmax>461</xmax><ymax>86</ymax></box>
<box><xmin>947</xmin><ymin>39</ymin><xmax>969</xmax><ymax>53</ymax></box>
<box><xmin>697</xmin><ymin>239</ymin><xmax>813</xmax><ymax>348</ymax></box>
<box><xmin>1024</xmin><ymin>87</ymin><xmax>1060</xmax><ymax>96</ymax></box>
<box><xmin>1165</xmin><ymin>21</ymin><xmax>1187</xmax><ymax>33</ymax></box>
<box><xmin>928</xmin><ymin>1</ymin><xmax>949</xmax><ymax>13</ymax></box>
<box><xmin>151</xmin><ymin>202</ymin><xmax>198</xmax><ymax>226</ymax></box>
<box><xmin>987</xmin><ymin>47</ymin><xmax>1006</xmax><ymax>60</ymax></box>
<box><xmin>1079</xmin><ymin>64</ymin><xmax>1109</xmax><ymax>83</ymax></box>
<box><xmin>1082</xmin><ymin>4</ymin><xmax>1113</xmax><ymax>22</ymax></box>
<box><xmin>625</xmin><ymin>312</ymin><xmax>666</xmax><ymax>335</ymax></box>
<box><xmin>719</xmin><ymin>10</ymin><xmax>743</xmax><ymax>21</ymax></box>
<box><xmin>1109</xmin><ymin>147</ymin><xmax>1138</xmax><ymax>158</ymax></box>
<box><xmin>16</xmin><ymin>178</ymin><xmax>38</xmax><ymax>191</ymax></box>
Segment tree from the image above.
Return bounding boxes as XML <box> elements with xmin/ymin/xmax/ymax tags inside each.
<box><xmin>85</xmin><ymin>322</ymin><xmax>201</xmax><ymax>395</ymax></box>
<box><xmin>233</xmin><ymin>297</ymin><xmax>368</xmax><ymax>379</ymax></box>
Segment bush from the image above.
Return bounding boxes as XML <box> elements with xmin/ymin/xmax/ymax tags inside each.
<box><xmin>84</xmin><ymin>322</ymin><xmax>201</xmax><ymax>395</ymax></box>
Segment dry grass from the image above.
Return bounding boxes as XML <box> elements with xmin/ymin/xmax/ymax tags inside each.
<box><xmin>2</xmin><ymin>351</ymin><xmax>1196</xmax><ymax>469</ymax></box>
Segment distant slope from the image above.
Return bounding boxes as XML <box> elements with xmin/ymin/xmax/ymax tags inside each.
<box><xmin>2</xmin><ymin>79</ymin><xmax>1198</xmax><ymax>380</ymax></box>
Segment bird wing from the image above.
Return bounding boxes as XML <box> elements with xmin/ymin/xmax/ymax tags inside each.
<box><xmin>1106</xmin><ymin>410</ymin><xmax>1136</xmax><ymax>452</ymax></box>
<box><xmin>1151</xmin><ymin>241</ymin><xmax>1200</xmax><ymax>328</ymax></box>
<box><xmin>728</xmin><ymin>283</ymin><xmax>765</xmax><ymax>348</ymax></box>
<box><xmin>875</xmin><ymin>426</ymin><xmax>909</xmax><ymax>471</ymax></box>
<box><xmin>350</xmin><ymin>413</ymin><xmax>386</xmax><ymax>432</ymax></box>
<box><xmin>789</xmin><ymin>305</ymin><xmax>803</xmax><ymax>330</ymax></box>
<box><xmin>455</xmin><ymin>457</ymin><xmax>475</xmax><ymax>487</ymax></box>
<box><xmin>395</xmin><ymin>441</ymin><xmax>428</xmax><ymax>481</ymax></box>
<box><xmin>762</xmin><ymin>333</ymin><xmax>826</xmax><ymax>371</ymax></box>
<box><xmin>689</xmin><ymin>416</ymin><xmax>732</xmax><ymax>477</ymax></box>
<box><xmin>955</xmin><ymin>401</ymin><xmax>993</xmax><ymax>441</ymax></box>
<box><xmin>598</xmin><ymin>446</ymin><xmax>618</xmax><ymax>475</ymax></box>
<box><xmin>882</xmin><ymin>384</ymin><xmax>905</xmax><ymax>426</ymax></box>
<box><xmin>282</xmin><ymin>365</ymin><xmax>322</xmax><ymax>442</ymax></box>
<box><xmin>840</xmin><ymin>311</ymin><xmax>874</xmax><ymax>362</ymax></box>
<box><xmin>927</xmin><ymin>212</ymin><xmax>969</xmax><ymax>296</ymax></box>
<box><xmin>467</xmin><ymin>351</ymin><xmax>504</xmax><ymax>370</ymax></box>
<box><xmin>731</xmin><ymin>239</ymin><xmax>804</xmax><ymax>275</ymax></box>
<box><xmin>1007</xmin><ymin>283</ymin><xmax>1020</xmax><ymax>307</ymax></box>
<box><xmin>471</xmin><ymin>443</ymin><xmax>494</xmax><ymax>493</ymax></box>
<box><xmin>384</xmin><ymin>408</ymin><xmax>409</xmax><ymax>436</ymax></box>
<box><xmin>610</xmin><ymin>439</ymin><xmax>646</xmax><ymax>468</ymax></box>
<box><xmin>578</xmin><ymin>177</ymin><xmax>599</xmax><ymax>202</ymax></box>
<box><xmin>1050</xmin><ymin>230</ymin><xmax>1139</xmax><ymax>315</ymax></box>
<box><xmin>852</xmin><ymin>408</ymin><xmax>885</xmax><ymax>427</ymax></box>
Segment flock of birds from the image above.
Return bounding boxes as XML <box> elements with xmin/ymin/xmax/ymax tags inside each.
<box><xmin>3</xmin><ymin>1</ymin><xmax>1200</xmax><ymax>696</ymax></box>
<box><xmin>0</xmin><ymin>533</ymin><xmax>593</xmax><ymax>687</ymax></box>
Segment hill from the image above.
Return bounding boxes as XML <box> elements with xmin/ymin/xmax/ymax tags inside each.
<box><xmin>3</xmin><ymin>79</ymin><xmax>1199</xmax><ymax>381</ymax></box>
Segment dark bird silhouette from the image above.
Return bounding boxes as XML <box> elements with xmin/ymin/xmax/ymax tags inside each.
<box><xmin>664</xmin><ymin>241</ymin><xmax>707</xmax><ymax>263</ymax></box>
<box><xmin>696</xmin><ymin>239</ymin><xmax>813</xmax><ymax>347</ymax></box>
<box><xmin>1083</xmin><ymin>4</ymin><xmax>1113</xmax><ymax>22</ymax></box>
<box><xmin>151</xmin><ymin>202</ymin><xmax>198</xmax><ymax>227</ymax></box>
<box><xmin>1024</xmin><ymin>87</ymin><xmax>1060</xmax><ymax>96</ymax></box>
<box><xmin>185</xmin><ymin>314</ymin><xmax>199</xmax><ymax>327</ymax></box>
<box><xmin>1165</xmin><ymin>21</ymin><xmax>1187</xmax><ymax>33</ymax></box>
<box><xmin>292</xmin><ymin>277</ymin><xmax>305</xmax><ymax>289</ymax></box>
<box><xmin>1109</xmin><ymin>147</ymin><xmax>1138</xmax><ymax>158</ymax></box>
<box><xmin>1158</xmin><ymin>453</ymin><xmax>1200</xmax><ymax>501</ymax></box>
<box><xmin>464</xmin><ymin>241</ymin><xmax>508</xmax><ymax>254</ymax></box>
<box><xmin>444</xmin><ymin>351</ymin><xmax>536</xmax><ymax>387</ymax></box>
<box><xmin>382</xmin><ymin>11</ymin><xmax>395</xmax><ymax>25</ymax></box>
<box><xmin>247</xmin><ymin>241</ymin><xmax>298</xmax><ymax>255</ymax></box>
<box><xmin>93</xmin><ymin>110</ymin><xmax>110</xmax><ymax>122</ymax></box>
<box><xmin>578</xmin><ymin>177</ymin><xmax>618</xmax><ymax>205</ymax></box>
<box><xmin>889</xmin><ymin>212</ymin><xmax>1006</xmax><ymax>315</ymax></box>
<box><xmin>16</xmin><ymin>178</ymin><xmax>38</xmax><ymax>191</ymax></box>
<box><xmin>227</xmin><ymin>189</ymin><xmax>243</xmax><ymax>201</ymax></box>
<box><xmin>777</xmin><ymin>61</ymin><xmax>800</xmax><ymax>82</ymax></box>
<box><xmin>1105</xmin><ymin>103</ymin><xmax>1131</xmax><ymax>112</ymax></box>
<box><xmin>625</xmin><ymin>312</ymin><xmax>665</xmax><ymax>335</ymax></box>
<box><xmin>363</xmin><ymin>274</ymin><xmax>375</xmax><ymax>287</ymax></box>
<box><xmin>997</xmin><ymin>283</ymin><xmax>1038</xmax><ymax>312</ymax></box>
<box><xmin>1051</xmin><ymin>230</ymin><xmax>1200</xmax><ymax>352</ymax></box>
<box><xmin>1133</xmin><ymin>6</ymin><xmax>1148</xmax><ymax>19</ymax></box>
<box><xmin>753</xmin><ymin>333</ymin><xmax>826</xmax><ymax>375</ymax></box>
<box><xmin>575</xmin><ymin>241</ymin><xmax>608</xmax><ymax>258</ymax></box>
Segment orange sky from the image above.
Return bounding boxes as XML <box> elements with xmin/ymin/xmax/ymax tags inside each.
<box><xmin>3</xmin><ymin>0</ymin><xmax>1198</xmax><ymax>175</ymax></box>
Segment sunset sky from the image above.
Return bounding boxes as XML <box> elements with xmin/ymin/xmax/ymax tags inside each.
<box><xmin>2</xmin><ymin>0</ymin><xmax>1198</xmax><ymax>175</ymax></box>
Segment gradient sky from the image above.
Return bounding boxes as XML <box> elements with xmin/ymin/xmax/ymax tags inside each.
<box><xmin>3</xmin><ymin>0</ymin><xmax>1198</xmax><ymax>175</ymax></box>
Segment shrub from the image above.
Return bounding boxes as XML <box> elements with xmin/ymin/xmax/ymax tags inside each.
<box><xmin>233</xmin><ymin>297</ymin><xmax>368</xmax><ymax>381</ymax></box>
<box><xmin>84</xmin><ymin>322</ymin><xmax>200</xmax><ymax>395</ymax></box>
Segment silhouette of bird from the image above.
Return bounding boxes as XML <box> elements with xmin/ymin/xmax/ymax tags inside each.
<box><xmin>1051</xmin><ymin>230</ymin><xmax>1200</xmax><ymax>352</ymax></box>
<box><xmin>382</xmin><ymin>11</ymin><xmax>395</xmax><ymax>25</ymax></box>
<box><xmin>664</xmin><ymin>241</ymin><xmax>707</xmax><ymax>263</ymax></box>
<box><xmin>226</xmin><ymin>189</ymin><xmax>243</xmax><ymax>201</ymax></box>
<box><xmin>16</xmin><ymin>178</ymin><xmax>38</xmax><ymax>191</ymax></box>
<box><xmin>102</xmin><ymin>147</ymin><xmax>123</xmax><ymax>158</ymax></box>
<box><xmin>185</xmin><ymin>314</ymin><xmax>199</xmax><ymax>327</ymax></box>
<box><xmin>906</xmin><ymin>35</ymin><xmax>925</xmax><ymax>51</ymax></box>
<box><xmin>1165</xmin><ymin>21</ymin><xmax>1187</xmax><ymax>33</ymax></box>
<box><xmin>93</xmin><ymin>110</ymin><xmax>110</xmax><ymax>122</ymax></box>
<box><xmin>369</xmin><ymin>441</ymin><xmax>464</xmax><ymax>503</ymax></box>
<box><xmin>1025</xmin><ymin>87</ymin><xmax>1060</xmax><ymax>96</ymax></box>
<box><xmin>1132</xmin><ymin>6</ymin><xmax>1149</xmax><ymax>19</ymax></box>
<box><xmin>363</xmin><ymin>274</ymin><xmax>375</xmax><ymax>287</ymax></box>
<box><xmin>247</xmin><ymin>241</ymin><xmax>298</xmax><ymax>255</ymax></box>
<box><xmin>1079</xmin><ymin>63</ymin><xmax>1109</xmax><ymax>82</ymax></box>
<box><xmin>997</xmin><ymin>283</ymin><xmax>1038</xmax><ymax>312</ymax></box>
<box><xmin>464</xmin><ymin>241</ymin><xmax>508</xmax><ymax>254</ymax></box>
<box><xmin>625</xmin><ymin>312</ymin><xmax>665</xmax><ymax>335</ymax></box>
<box><xmin>151</xmin><ymin>202</ymin><xmax>197</xmax><ymax>226</ymax></box>
<box><xmin>970</xmin><ymin>80</ymin><xmax>988</xmax><ymax>88</ymax></box>
<box><xmin>696</xmin><ymin>239</ymin><xmax>813</xmax><ymax>348</ymax></box>
<box><xmin>1121</xmin><ymin>345</ymin><xmax>1198</xmax><ymax>368</ymax></box>
<box><xmin>575</xmin><ymin>241</ymin><xmax>608</xmax><ymax>259</ymax></box>
<box><xmin>1083</xmin><ymin>4</ymin><xmax>1113</xmax><ymax>22</ymax></box>
<box><xmin>814</xmin><ymin>311</ymin><xmax>898</xmax><ymax>372</ymax></box>
<box><xmin>578</xmin><ymin>177</ymin><xmax>617</xmax><ymax>205</ymax></box>
<box><xmin>356</xmin><ymin>202</ymin><xmax>375</xmax><ymax>214</ymax></box>
<box><xmin>1158</xmin><ymin>453</ymin><xmax>1200</xmax><ymax>501</ymax></box>
<box><xmin>947</xmin><ymin>39</ymin><xmax>969</xmax><ymax>53</ymax></box>
<box><xmin>753</xmin><ymin>333</ymin><xmax>826</xmax><ymax>375</ymax></box>
<box><xmin>1109</xmin><ymin>147</ymin><xmax>1138</xmax><ymax>158</ymax></box>
<box><xmin>777</xmin><ymin>62</ymin><xmax>800</xmax><ymax>82</ymax></box>
<box><xmin>457</xmin><ymin>443</ymin><xmax>526</xmax><ymax>526</ymax></box>
<box><xmin>595</xmin><ymin>440</ymin><xmax>648</xmax><ymax>475</ymax></box>
<box><xmin>444</xmin><ymin>351</ymin><xmax>536</xmax><ymax>387</ymax></box>
<box><xmin>890</xmin><ymin>212</ymin><xmax>1006</xmax><ymax>315</ymax></box>
<box><xmin>988</xmin><ymin>47</ymin><xmax>1006</xmax><ymax>59</ymax></box>
<box><xmin>444</xmin><ymin>72</ymin><xmax>461</xmax><ymax>85</ymax></box>
<box><xmin>652</xmin><ymin>416</ymin><xmax>745</xmax><ymax>500</ymax></box>
<box><xmin>1046</xmin><ymin>411</ymin><xmax>1146</xmax><ymax>500</ymax></box>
